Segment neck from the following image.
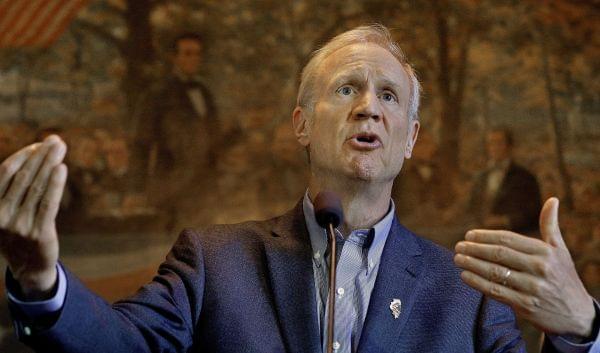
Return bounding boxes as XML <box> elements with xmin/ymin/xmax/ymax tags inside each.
<box><xmin>308</xmin><ymin>174</ymin><xmax>392</xmax><ymax>234</ymax></box>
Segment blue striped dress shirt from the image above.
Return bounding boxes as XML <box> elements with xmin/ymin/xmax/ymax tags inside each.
<box><xmin>303</xmin><ymin>193</ymin><xmax>395</xmax><ymax>353</ymax></box>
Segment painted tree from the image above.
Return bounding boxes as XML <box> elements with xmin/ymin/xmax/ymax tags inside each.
<box><xmin>489</xmin><ymin>0</ymin><xmax>600</xmax><ymax>210</ymax></box>
<box><xmin>72</xmin><ymin>0</ymin><xmax>158</xmax><ymax>114</ymax></box>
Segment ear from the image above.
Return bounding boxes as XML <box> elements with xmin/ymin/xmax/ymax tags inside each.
<box><xmin>404</xmin><ymin>120</ymin><xmax>420</xmax><ymax>159</ymax></box>
<box><xmin>292</xmin><ymin>107</ymin><xmax>310</xmax><ymax>147</ymax></box>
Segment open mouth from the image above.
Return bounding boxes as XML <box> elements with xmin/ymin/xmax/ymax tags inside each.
<box><xmin>348</xmin><ymin>133</ymin><xmax>382</xmax><ymax>150</ymax></box>
<box><xmin>356</xmin><ymin>135</ymin><xmax>377</xmax><ymax>143</ymax></box>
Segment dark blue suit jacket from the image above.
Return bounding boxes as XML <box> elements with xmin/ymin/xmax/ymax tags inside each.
<box><xmin>17</xmin><ymin>201</ymin><xmax>533</xmax><ymax>353</ymax></box>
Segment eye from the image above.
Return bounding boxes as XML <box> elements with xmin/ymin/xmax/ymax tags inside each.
<box><xmin>380</xmin><ymin>91</ymin><xmax>397</xmax><ymax>103</ymax></box>
<box><xmin>336</xmin><ymin>86</ymin><xmax>355</xmax><ymax>96</ymax></box>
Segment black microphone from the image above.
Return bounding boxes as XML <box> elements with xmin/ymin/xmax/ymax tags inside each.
<box><xmin>314</xmin><ymin>191</ymin><xmax>344</xmax><ymax>353</ymax></box>
<box><xmin>314</xmin><ymin>191</ymin><xmax>343</xmax><ymax>229</ymax></box>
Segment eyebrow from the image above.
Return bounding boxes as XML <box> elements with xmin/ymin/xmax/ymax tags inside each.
<box><xmin>379</xmin><ymin>78</ymin><xmax>406</xmax><ymax>96</ymax></box>
<box><xmin>330</xmin><ymin>72</ymin><xmax>366</xmax><ymax>88</ymax></box>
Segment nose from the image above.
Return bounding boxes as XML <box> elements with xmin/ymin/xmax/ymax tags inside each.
<box><xmin>352</xmin><ymin>89</ymin><xmax>381</xmax><ymax>121</ymax></box>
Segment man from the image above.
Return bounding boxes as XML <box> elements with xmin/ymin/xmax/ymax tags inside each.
<box><xmin>469</xmin><ymin>127</ymin><xmax>542</xmax><ymax>234</ymax></box>
<box><xmin>0</xmin><ymin>25</ymin><xmax>598</xmax><ymax>353</ymax></box>
<box><xmin>132</xmin><ymin>32</ymin><xmax>218</xmax><ymax>229</ymax></box>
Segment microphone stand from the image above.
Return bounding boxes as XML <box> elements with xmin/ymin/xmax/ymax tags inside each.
<box><xmin>326</xmin><ymin>222</ymin><xmax>337</xmax><ymax>353</ymax></box>
<box><xmin>314</xmin><ymin>191</ymin><xmax>343</xmax><ymax>353</ymax></box>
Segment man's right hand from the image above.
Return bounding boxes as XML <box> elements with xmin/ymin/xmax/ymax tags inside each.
<box><xmin>0</xmin><ymin>135</ymin><xmax>67</xmax><ymax>300</ymax></box>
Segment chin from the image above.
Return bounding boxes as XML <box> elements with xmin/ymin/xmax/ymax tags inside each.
<box><xmin>349</xmin><ymin>156</ymin><xmax>380</xmax><ymax>181</ymax></box>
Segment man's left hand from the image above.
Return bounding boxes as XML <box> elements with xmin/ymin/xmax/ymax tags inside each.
<box><xmin>454</xmin><ymin>197</ymin><xmax>596</xmax><ymax>338</ymax></box>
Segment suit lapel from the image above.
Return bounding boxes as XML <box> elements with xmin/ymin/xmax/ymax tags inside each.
<box><xmin>264</xmin><ymin>201</ymin><xmax>321</xmax><ymax>353</ymax></box>
<box><xmin>357</xmin><ymin>219</ymin><xmax>425</xmax><ymax>353</ymax></box>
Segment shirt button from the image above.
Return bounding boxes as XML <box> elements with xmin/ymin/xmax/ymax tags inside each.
<box><xmin>337</xmin><ymin>287</ymin><xmax>345</xmax><ymax>297</ymax></box>
<box><xmin>333</xmin><ymin>341</ymin><xmax>340</xmax><ymax>350</ymax></box>
<box><xmin>313</xmin><ymin>251</ymin><xmax>321</xmax><ymax>260</ymax></box>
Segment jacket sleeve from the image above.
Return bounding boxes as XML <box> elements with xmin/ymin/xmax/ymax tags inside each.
<box><xmin>476</xmin><ymin>295</ymin><xmax>527</xmax><ymax>353</ymax></box>
<box><xmin>12</xmin><ymin>229</ymin><xmax>205</xmax><ymax>353</ymax></box>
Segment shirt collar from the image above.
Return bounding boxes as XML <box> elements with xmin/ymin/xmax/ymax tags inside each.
<box><xmin>302</xmin><ymin>190</ymin><xmax>395</xmax><ymax>270</ymax></box>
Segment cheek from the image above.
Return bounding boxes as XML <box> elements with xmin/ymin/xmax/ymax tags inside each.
<box><xmin>389</xmin><ymin>120</ymin><xmax>409</xmax><ymax>146</ymax></box>
<box><xmin>312</xmin><ymin>105</ymin><xmax>340</xmax><ymax>136</ymax></box>
<box><xmin>387</xmin><ymin>128</ymin><xmax>411</xmax><ymax>162</ymax></box>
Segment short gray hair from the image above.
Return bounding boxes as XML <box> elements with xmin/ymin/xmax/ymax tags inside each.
<box><xmin>296</xmin><ymin>24</ymin><xmax>421</xmax><ymax>121</ymax></box>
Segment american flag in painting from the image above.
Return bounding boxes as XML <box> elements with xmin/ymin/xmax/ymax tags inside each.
<box><xmin>0</xmin><ymin>0</ymin><xmax>88</xmax><ymax>48</ymax></box>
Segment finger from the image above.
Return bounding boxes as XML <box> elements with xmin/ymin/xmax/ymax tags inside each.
<box><xmin>454</xmin><ymin>253</ymin><xmax>543</xmax><ymax>295</ymax></box>
<box><xmin>455</xmin><ymin>241</ymin><xmax>537</xmax><ymax>273</ymax></box>
<box><xmin>13</xmin><ymin>141</ymin><xmax>66</xmax><ymax>237</ymax></box>
<box><xmin>459</xmin><ymin>270</ymin><xmax>541</xmax><ymax>314</ymax></box>
<box><xmin>539</xmin><ymin>197</ymin><xmax>566</xmax><ymax>249</ymax></box>
<box><xmin>465</xmin><ymin>229</ymin><xmax>549</xmax><ymax>255</ymax></box>
<box><xmin>34</xmin><ymin>164</ymin><xmax>67</xmax><ymax>235</ymax></box>
<box><xmin>2</xmin><ymin>142</ymin><xmax>52</xmax><ymax>209</ymax></box>
<box><xmin>20</xmin><ymin>141</ymin><xmax>66</xmax><ymax>214</ymax></box>
<box><xmin>0</xmin><ymin>144</ymin><xmax>39</xmax><ymax>198</ymax></box>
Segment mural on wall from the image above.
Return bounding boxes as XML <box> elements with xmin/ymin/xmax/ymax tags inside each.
<box><xmin>0</xmin><ymin>1</ymin><xmax>598</xmax><ymax>352</ymax></box>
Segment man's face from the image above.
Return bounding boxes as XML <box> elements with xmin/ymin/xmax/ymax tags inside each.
<box><xmin>173</xmin><ymin>39</ymin><xmax>202</xmax><ymax>76</ymax></box>
<box><xmin>486</xmin><ymin>131</ymin><xmax>511</xmax><ymax>162</ymax></box>
<box><xmin>294</xmin><ymin>43</ymin><xmax>419</xmax><ymax>183</ymax></box>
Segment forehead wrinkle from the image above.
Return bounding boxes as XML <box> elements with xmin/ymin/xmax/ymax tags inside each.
<box><xmin>331</xmin><ymin>54</ymin><xmax>406</xmax><ymax>83</ymax></box>
<box><xmin>329</xmin><ymin>68</ymin><xmax>368</xmax><ymax>88</ymax></box>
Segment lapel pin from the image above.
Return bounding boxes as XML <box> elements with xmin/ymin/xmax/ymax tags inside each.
<box><xmin>389</xmin><ymin>298</ymin><xmax>402</xmax><ymax>319</ymax></box>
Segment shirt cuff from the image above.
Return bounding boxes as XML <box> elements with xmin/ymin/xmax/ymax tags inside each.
<box><xmin>547</xmin><ymin>299</ymin><xmax>600</xmax><ymax>353</ymax></box>
<box><xmin>6</xmin><ymin>264</ymin><xmax>67</xmax><ymax>318</ymax></box>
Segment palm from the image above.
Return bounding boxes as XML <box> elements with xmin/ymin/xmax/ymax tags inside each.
<box><xmin>0</xmin><ymin>136</ymin><xmax>67</xmax><ymax>295</ymax></box>
<box><xmin>0</xmin><ymin>227</ymin><xmax>59</xmax><ymax>282</ymax></box>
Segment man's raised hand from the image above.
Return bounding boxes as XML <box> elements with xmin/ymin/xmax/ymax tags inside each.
<box><xmin>454</xmin><ymin>197</ymin><xmax>596</xmax><ymax>338</ymax></box>
<box><xmin>0</xmin><ymin>135</ymin><xmax>67</xmax><ymax>299</ymax></box>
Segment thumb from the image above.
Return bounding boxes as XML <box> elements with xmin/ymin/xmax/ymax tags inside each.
<box><xmin>539</xmin><ymin>197</ymin><xmax>566</xmax><ymax>248</ymax></box>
